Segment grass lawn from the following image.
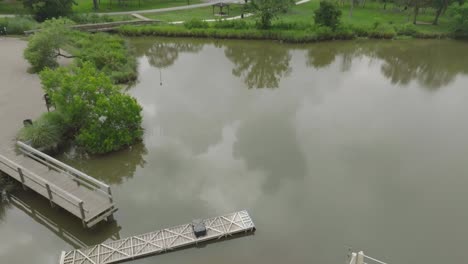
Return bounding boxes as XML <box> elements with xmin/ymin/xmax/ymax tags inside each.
<box><xmin>275</xmin><ymin>1</ymin><xmax>452</xmax><ymax>33</ymax></box>
<box><xmin>73</xmin><ymin>0</ymin><xmax>202</xmax><ymax>13</ymax></box>
<box><xmin>0</xmin><ymin>0</ymin><xmax>26</xmax><ymax>14</ymax></box>
<box><xmin>0</xmin><ymin>0</ymin><xmax>202</xmax><ymax>14</ymax></box>
<box><xmin>143</xmin><ymin>4</ymin><xmax>244</xmax><ymax>22</ymax></box>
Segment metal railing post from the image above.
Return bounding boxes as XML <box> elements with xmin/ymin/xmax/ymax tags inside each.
<box><xmin>107</xmin><ymin>186</ymin><xmax>113</xmax><ymax>203</ymax></box>
<box><xmin>349</xmin><ymin>252</ymin><xmax>357</xmax><ymax>264</ymax></box>
<box><xmin>357</xmin><ymin>251</ymin><xmax>365</xmax><ymax>264</ymax></box>
<box><xmin>17</xmin><ymin>167</ymin><xmax>26</xmax><ymax>190</ymax></box>
<box><xmin>79</xmin><ymin>201</ymin><xmax>86</xmax><ymax>228</ymax></box>
<box><xmin>45</xmin><ymin>183</ymin><xmax>54</xmax><ymax>207</ymax></box>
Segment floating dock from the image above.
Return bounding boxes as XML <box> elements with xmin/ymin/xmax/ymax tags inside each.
<box><xmin>59</xmin><ymin>210</ymin><xmax>256</xmax><ymax>264</ymax></box>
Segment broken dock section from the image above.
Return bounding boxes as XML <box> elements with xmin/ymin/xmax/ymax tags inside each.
<box><xmin>59</xmin><ymin>210</ymin><xmax>256</xmax><ymax>264</ymax></box>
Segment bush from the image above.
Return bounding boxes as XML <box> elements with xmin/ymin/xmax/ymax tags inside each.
<box><xmin>40</xmin><ymin>63</ymin><xmax>143</xmax><ymax>154</ymax></box>
<box><xmin>314</xmin><ymin>1</ymin><xmax>342</xmax><ymax>30</ymax></box>
<box><xmin>76</xmin><ymin>94</ymin><xmax>143</xmax><ymax>154</ymax></box>
<box><xmin>18</xmin><ymin>112</ymin><xmax>67</xmax><ymax>151</ymax></box>
<box><xmin>22</xmin><ymin>0</ymin><xmax>75</xmax><ymax>22</ymax></box>
<box><xmin>0</xmin><ymin>16</ymin><xmax>37</xmax><ymax>35</ymax></box>
<box><xmin>368</xmin><ymin>24</ymin><xmax>396</xmax><ymax>39</ymax></box>
<box><xmin>184</xmin><ymin>19</ymin><xmax>209</xmax><ymax>29</ymax></box>
<box><xmin>450</xmin><ymin>4</ymin><xmax>468</xmax><ymax>38</ymax></box>
<box><xmin>395</xmin><ymin>23</ymin><xmax>418</xmax><ymax>36</ymax></box>
<box><xmin>24</xmin><ymin>18</ymin><xmax>74</xmax><ymax>72</ymax></box>
<box><xmin>250</xmin><ymin>0</ymin><xmax>294</xmax><ymax>29</ymax></box>
<box><xmin>213</xmin><ymin>20</ymin><xmax>250</xmax><ymax>29</ymax></box>
<box><xmin>69</xmin><ymin>13</ymin><xmax>114</xmax><ymax>24</ymax></box>
<box><xmin>73</xmin><ymin>33</ymin><xmax>137</xmax><ymax>83</ymax></box>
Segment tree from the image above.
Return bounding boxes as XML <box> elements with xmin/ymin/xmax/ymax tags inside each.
<box><xmin>249</xmin><ymin>0</ymin><xmax>294</xmax><ymax>29</ymax></box>
<box><xmin>450</xmin><ymin>3</ymin><xmax>468</xmax><ymax>36</ymax></box>
<box><xmin>22</xmin><ymin>0</ymin><xmax>75</xmax><ymax>22</ymax></box>
<box><xmin>408</xmin><ymin>0</ymin><xmax>432</xmax><ymax>24</ymax></box>
<box><xmin>433</xmin><ymin>0</ymin><xmax>451</xmax><ymax>24</ymax></box>
<box><xmin>40</xmin><ymin>62</ymin><xmax>143</xmax><ymax>154</ymax></box>
<box><xmin>23</xmin><ymin>18</ymin><xmax>75</xmax><ymax>72</ymax></box>
<box><xmin>314</xmin><ymin>1</ymin><xmax>342</xmax><ymax>30</ymax></box>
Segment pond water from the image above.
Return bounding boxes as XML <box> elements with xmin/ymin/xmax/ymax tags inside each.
<box><xmin>2</xmin><ymin>38</ymin><xmax>468</xmax><ymax>264</ymax></box>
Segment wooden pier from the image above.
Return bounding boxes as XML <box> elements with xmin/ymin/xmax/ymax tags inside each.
<box><xmin>59</xmin><ymin>210</ymin><xmax>256</xmax><ymax>264</ymax></box>
<box><xmin>0</xmin><ymin>141</ymin><xmax>117</xmax><ymax>228</ymax></box>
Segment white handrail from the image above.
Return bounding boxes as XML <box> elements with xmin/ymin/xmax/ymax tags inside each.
<box><xmin>16</xmin><ymin>141</ymin><xmax>110</xmax><ymax>190</ymax></box>
<box><xmin>0</xmin><ymin>154</ymin><xmax>84</xmax><ymax>210</ymax></box>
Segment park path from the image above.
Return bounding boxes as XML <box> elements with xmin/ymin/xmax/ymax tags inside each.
<box><xmin>0</xmin><ymin>0</ymin><xmax>240</xmax><ymax>17</ymax></box>
<box><xmin>0</xmin><ymin>0</ymin><xmax>309</xmax><ymax>18</ymax></box>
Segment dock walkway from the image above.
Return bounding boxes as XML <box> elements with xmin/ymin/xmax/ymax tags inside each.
<box><xmin>0</xmin><ymin>141</ymin><xmax>117</xmax><ymax>228</ymax></box>
<box><xmin>59</xmin><ymin>210</ymin><xmax>256</xmax><ymax>264</ymax></box>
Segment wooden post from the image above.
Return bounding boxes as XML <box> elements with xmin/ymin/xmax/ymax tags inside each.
<box><xmin>79</xmin><ymin>201</ymin><xmax>86</xmax><ymax>228</ymax></box>
<box><xmin>45</xmin><ymin>183</ymin><xmax>54</xmax><ymax>207</ymax></box>
<box><xmin>357</xmin><ymin>251</ymin><xmax>364</xmax><ymax>264</ymax></box>
<box><xmin>17</xmin><ymin>168</ymin><xmax>26</xmax><ymax>190</ymax></box>
<box><xmin>349</xmin><ymin>252</ymin><xmax>357</xmax><ymax>264</ymax></box>
<box><xmin>107</xmin><ymin>186</ymin><xmax>113</xmax><ymax>203</ymax></box>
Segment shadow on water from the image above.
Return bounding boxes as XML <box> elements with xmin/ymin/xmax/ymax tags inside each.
<box><xmin>4</xmin><ymin>188</ymin><xmax>121</xmax><ymax>249</ymax></box>
<box><xmin>306</xmin><ymin>40</ymin><xmax>468</xmax><ymax>90</ymax></box>
<box><xmin>56</xmin><ymin>142</ymin><xmax>148</xmax><ymax>185</ymax></box>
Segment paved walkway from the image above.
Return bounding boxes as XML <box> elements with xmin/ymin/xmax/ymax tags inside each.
<box><xmin>0</xmin><ymin>0</ymin><xmax>309</xmax><ymax>18</ymax></box>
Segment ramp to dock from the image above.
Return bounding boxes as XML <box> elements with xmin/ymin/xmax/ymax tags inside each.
<box><xmin>59</xmin><ymin>210</ymin><xmax>256</xmax><ymax>264</ymax></box>
<box><xmin>0</xmin><ymin>141</ymin><xmax>116</xmax><ymax>228</ymax></box>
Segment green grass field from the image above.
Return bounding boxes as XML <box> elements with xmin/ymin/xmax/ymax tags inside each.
<box><xmin>0</xmin><ymin>0</ymin><xmax>202</xmax><ymax>14</ymax></box>
<box><xmin>143</xmin><ymin>4</ymin><xmax>244</xmax><ymax>22</ymax></box>
<box><xmin>276</xmin><ymin>1</ymin><xmax>452</xmax><ymax>33</ymax></box>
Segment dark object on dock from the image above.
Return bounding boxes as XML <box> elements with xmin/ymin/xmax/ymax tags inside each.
<box><xmin>23</xmin><ymin>119</ymin><xmax>33</xmax><ymax>127</ymax></box>
<box><xmin>192</xmin><ymin>219</ymin><xmax>207</xmax><ymax>237</ymax></box>
<box><xmin>44</xmin><ymin>93</ymin><xmax>52</xmax><ymax>112</ymax></box>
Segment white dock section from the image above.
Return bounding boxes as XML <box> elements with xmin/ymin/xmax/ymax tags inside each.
<box><xmin>59</xmin><ymin>210</ymin><xmax>256</xmax><ymax>264</ymax></box>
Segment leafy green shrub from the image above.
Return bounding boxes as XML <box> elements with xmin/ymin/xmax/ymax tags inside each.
<box><xmin>272</xmin><ymin>21</ymin><xmax>310</xmax><ymax>30</ymax></box>
<box><xmin>24</xmin><ymin>18</ymin><xmax>74</xmax><ymax>72</ymax></box>
<box><xmin>23</xmin><ymin>0</ymin><xmax>75</xmax><ymax>22</ymax></box>
<box><xmin>0</xmin><ymin>16</ymin><xmax>37</xmax><ymax>35</ymax></box>
<box><xmin>368</xmin><ymin>24</ymin><xmax>396</xmax><ymax>39</ymax></box>
<box><xmin>184</xmin><ymin>19</ymin><xmax>209</xmax><ymax>29</ymax></box>
<box><xmin>213</xmin><ymin>20</ymin><xmax>250</xmax><ymax>29</ymax></box>
<box><xmin>40</xmin><ymin>62</ymin><xmax>143</xmax><ymax>154</ymax></box>
<box><xmin>395</xmin><ymin>23</ymin><xmax>418</xmax><ymax>36</ymax></box>
<box><xmin>18</xmin><ymin>112</ymin><xmax>66</xmax><ymax>151</ymax></box>
<box><xmin>76</xmin><ymin>94</ymin><xmax>143</xmax><ymax>154</ymax></box>
<box><xmin>69</xmin><ymin>13</ymin><xmax>114</xmax><ymax>24</ymax></box>
<box><xmin>449</xmin><ymin>4</ymin><xmax>468</xmax><ymax>38</ymax></box>
<box><xmin>73</xmin><ymin>33</ymin><xmax>137</xmax><ymax>83</ymax></box>
<box><xmin>314</xmin><ymin>1</ymin><xmax>342</xmax><ymax>30</ymax></box>
<box><xmin>250</xmin><ymin>0</ymin><xmax>294</xmax><ymax>29</ymax></box>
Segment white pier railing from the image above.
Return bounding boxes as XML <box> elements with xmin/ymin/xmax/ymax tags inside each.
<box><xmin>349</xmin><ymin>251</ymin><xmax>388</xmax><ymax>264</ymax></box>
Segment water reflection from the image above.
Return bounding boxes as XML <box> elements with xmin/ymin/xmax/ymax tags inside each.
<box><xmin>5</xmin><ymin>190</ymin><xmax>121</xmax><ymax>248</ymax></box>
<box><xmin>57</xmin><ymin>143</ymin><xmax>147</xmax><ymax>185</ymax></box>
<box><xmin>132</xmin><ymin>38</ymin><xmax>204</xmax><ymax>68</ymax></box>
<box><xmin>224</xmin><ymin>41</ymin><xmax>292</xmax><ymax>89</ymax></box>
<box><xmin>306</xmin><ymin>40</ymin><xmax>468</xmax><ymax>89</ymax></box>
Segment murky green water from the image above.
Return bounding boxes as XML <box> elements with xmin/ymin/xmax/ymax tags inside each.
<box><xmin>2</xmin><ymin>38</ymin><xmax>468</xmax><ymax>264</ymax></box>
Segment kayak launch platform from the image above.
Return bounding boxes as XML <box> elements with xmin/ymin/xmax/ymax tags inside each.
<box><xmin>59</xmin><ymin>210</ymin><xmax>256</xmax><ymax>264</ymax></box>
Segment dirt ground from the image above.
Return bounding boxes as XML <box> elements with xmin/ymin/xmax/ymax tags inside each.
<box><xmin>0</xmin><ymin>37</ymin><xmax>44</xmax><ymax>148</ymax></box>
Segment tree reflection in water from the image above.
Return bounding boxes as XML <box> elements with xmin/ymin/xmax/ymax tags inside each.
<box><xmin>224</xmin><ymin>41</ymin><xmax>292</xmax><ymax>89</ymax></box>
<box><xmin>306</xmin><ymin>40</ymin><xmax>468</xmax><ymax>90</ymax></box>
<box><xmin>57</xmin><ymin>142</ymin><xmax>148</xmax><ymax>185</ymax></box>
